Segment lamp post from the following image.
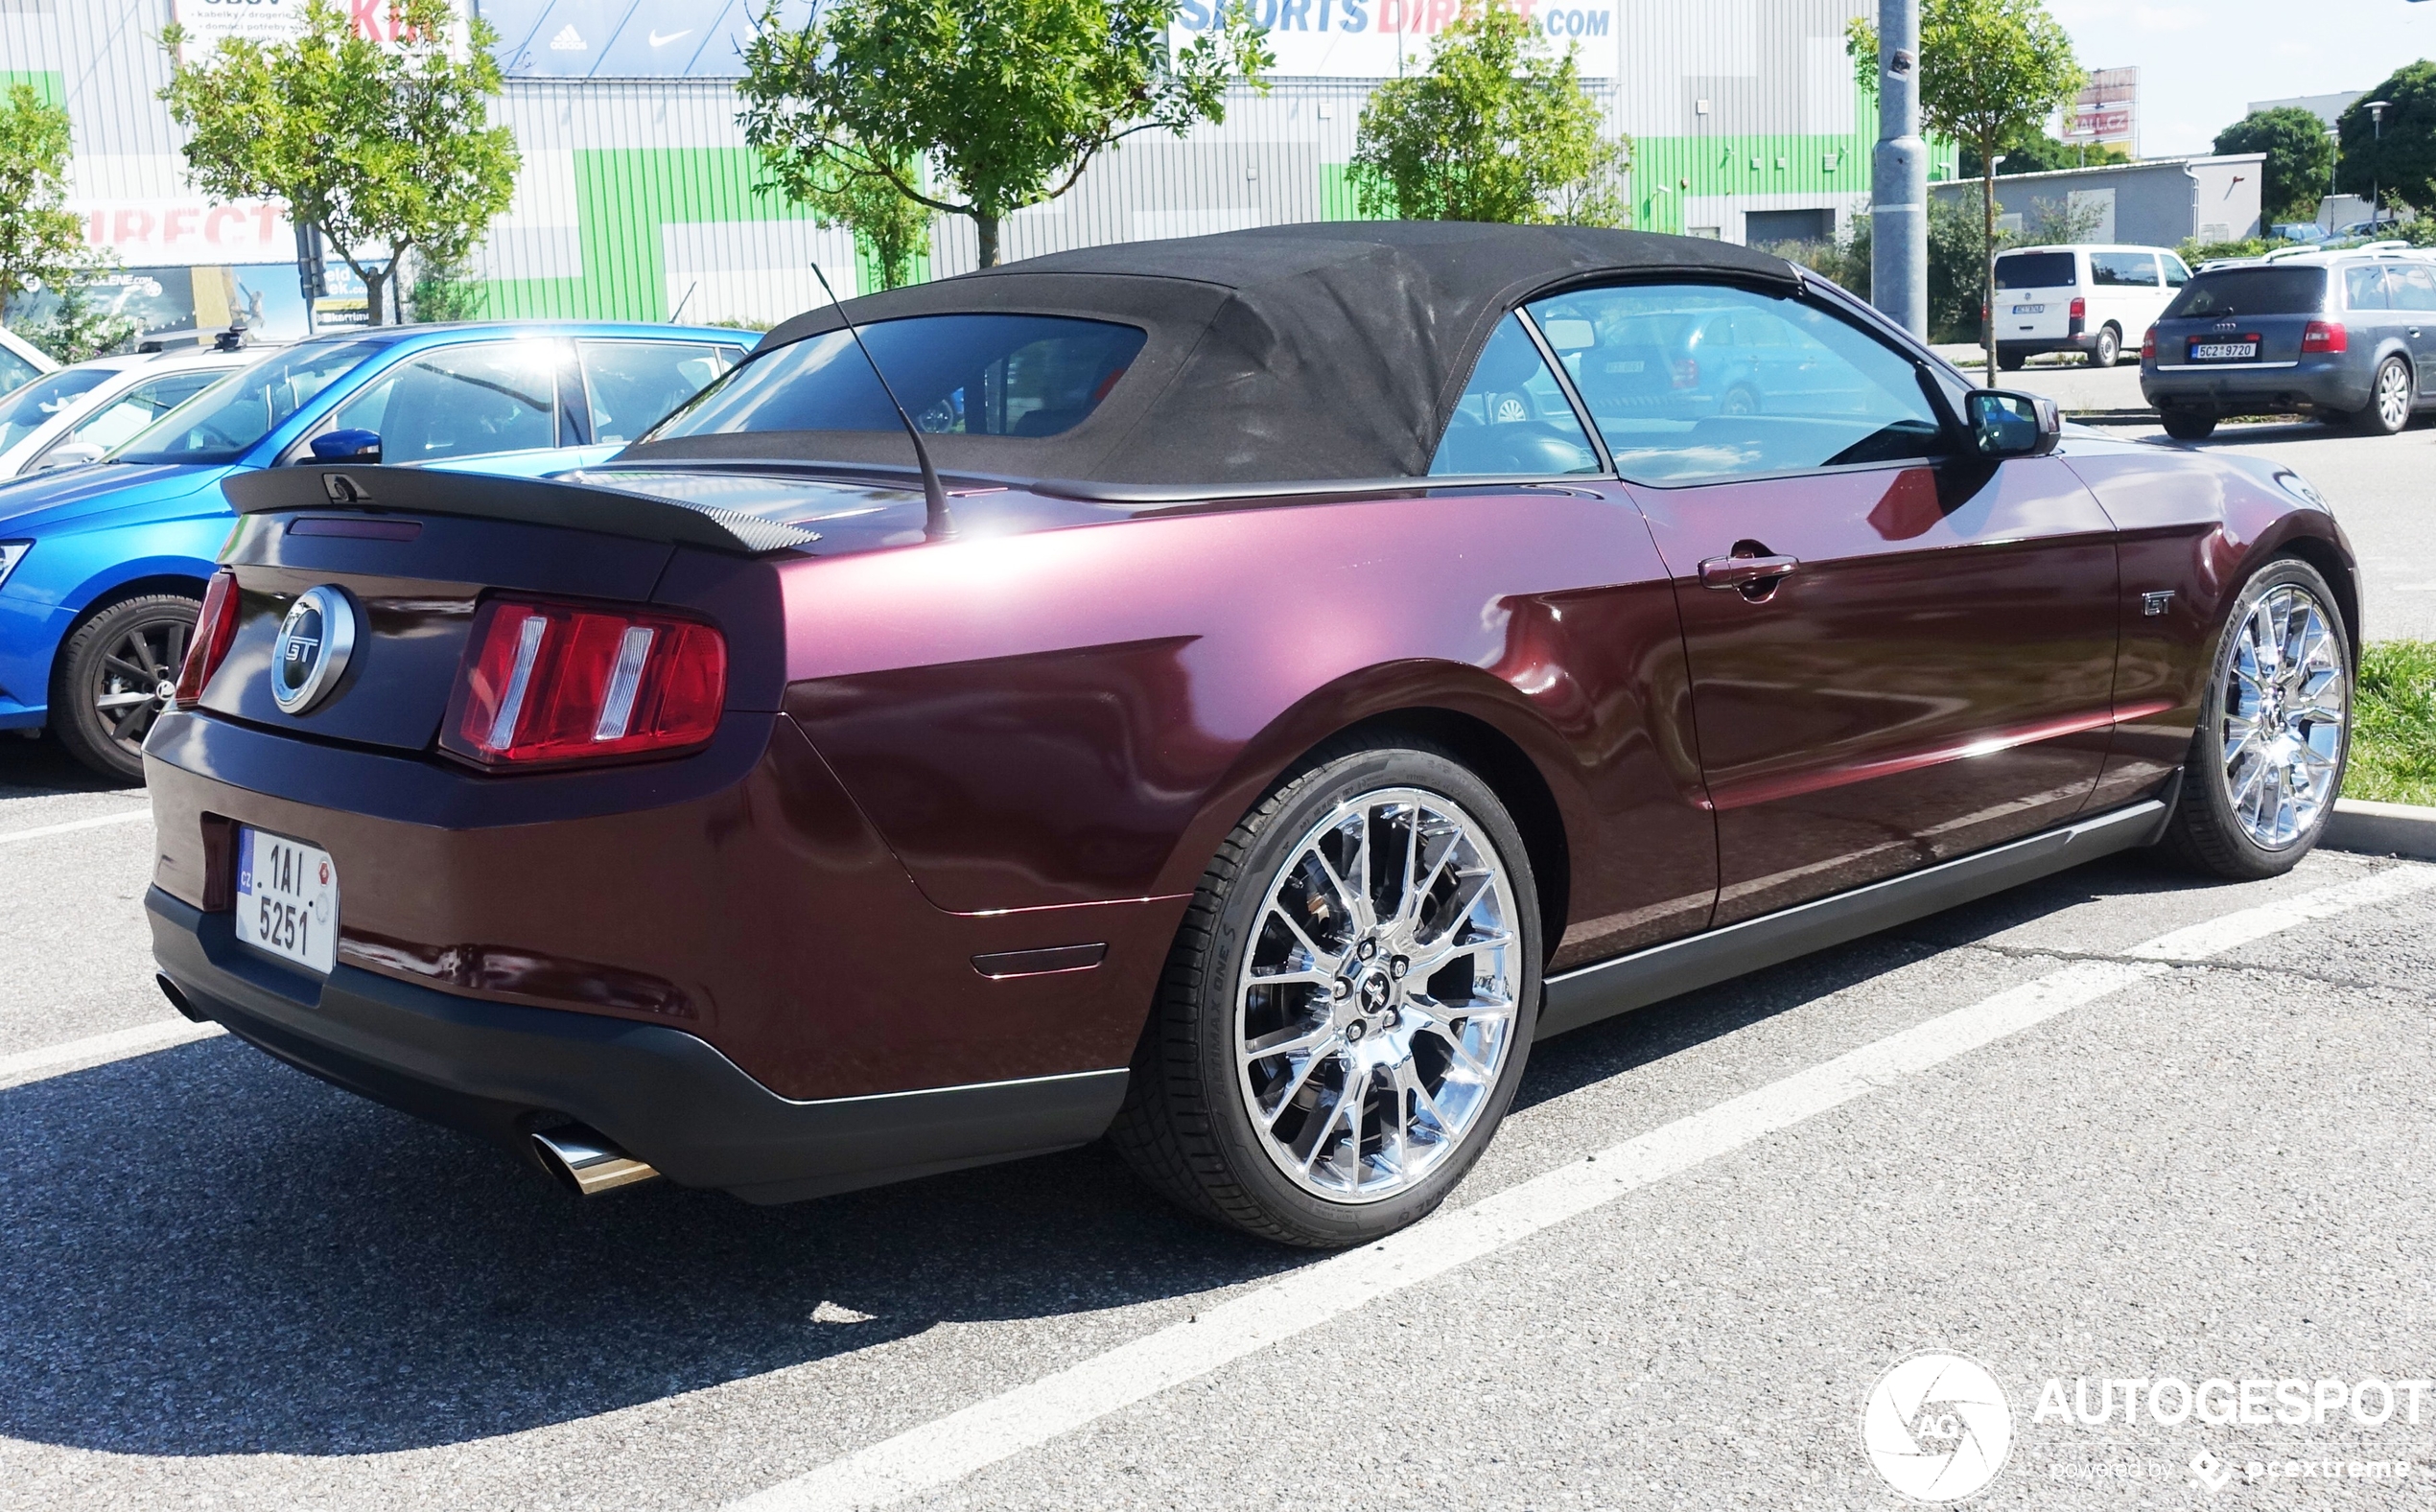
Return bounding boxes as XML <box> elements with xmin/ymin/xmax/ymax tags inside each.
<box><xmin>1871</xmin><ymin>0</ymin><xmax>1928</xmax><ymax>339</ymax></box>
<box><xmin>2366</xmin><ymin>100</ymin><xmax>2391</xmax><ymax>230</ymax></box>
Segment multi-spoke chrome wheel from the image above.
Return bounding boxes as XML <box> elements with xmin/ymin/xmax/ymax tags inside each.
<box><xmin>2218</xmin><ymin>584</ymin><xmax>2347</xmax><ymax>849</ymax></box>
<box><xmin>2363</xmin><ymin>357</ymin><xmax>2413</xmax><ymax>435</ymax></box>
<box><xmin>1234</xmin><ymin>788</ymin><xmax>1521</xmax><ymax>1203</ymax></box>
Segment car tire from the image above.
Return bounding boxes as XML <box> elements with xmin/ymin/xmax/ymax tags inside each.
<box><xmin>1110</xmin><ymin>740</ymin><xmax>1542</xmax><ymax>1248</ymax></box>
<box><xmin>50</xmin><ymin>593</ymin><xmax>199</xmax><ymax>783</ymax></box>
<box><xmin>2161</xmin><ymin>410</ymin><xmax>2217</xmax><ymax>441</ymax></box>
<box><xmin>2154</xmin><ymin>557</ymin><xmax>2352</xmax><ymax>881</ymax></box>
<box><xmin>2353</xmin><ymin>355</ymin><xmax>2413</xmax><ymax>435</ymax></box>
<box><xmin>2089</xmin><ymin>325</ymin><xmax>2122</xmax><ymax>368</ymax></box>
<box><xmin>1998</xmin><ymin>353</ymin><xmax>2026</xmax><ymax>372</ymax></box>
<box><xmin>1720</xmin><ymin>384</ymin><xmax>1761</xmax><ymax>416</ymax></box>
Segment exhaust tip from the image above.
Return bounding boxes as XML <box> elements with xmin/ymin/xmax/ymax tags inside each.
<box><xmin>155</xmin><ymin>973</ymin><xmax>210</xmax><ymax>1025</ymax></box>
<box><xmin>531</xmin><ymin>1126</ymin><xmax>660</xmax><ymax>1197</ymax></box>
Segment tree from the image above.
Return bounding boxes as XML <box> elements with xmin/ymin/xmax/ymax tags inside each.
<box><xmin>2336</xmin><ymin>62</ymin><xmax>2436</xmax><ymax>221</ymax></box>
<box><xmin>739</xmin><ymin>0</ymin><xmax>1270</xmax><ymax>270</ymax></box>
<box><xmin>161</xmin><ymin>0</ymin><xmax>519</xmax><ymax>325</ymax></box>
<box><xmin>2216</xmin><ymin>106</ymin><xmax>2336</xmax><ymax>225</ymax></box>
<box><xmin>1350</xmin><ymin>6</ymin><xmax>1628</xmax><ymax>226</ymax></box>
<box><xmin>1958</xmin><ymin>130</ymin><xmax>2128</xmax><ymax>176</ymax></box>
<box><xmin>757</xmin><ymin>139</ymin><xmax>934</xmax><ymax>292</ymax></box>
<box><xmin>1852</xmin><ymin>0</ymin><xmax>2085</xmax><ymax>382</ymax></box>
<box><xmin>0</xmin><ymin>83</ymin><xmax>103</xmax><ymax>331</ymax></box>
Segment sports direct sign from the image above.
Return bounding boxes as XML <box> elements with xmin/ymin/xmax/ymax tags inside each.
<box><xmin>71</xmin><ymin>198</ymin><xmax>296</xmax><ymax>263</ymax></box>
<box><xmin>172</xmin><ymin>0</ymin><xmax>461</xmax><ymax>49</ymax></box>
<box><xmin>1171</xmin><ymin>0</ymin><xmax>1618</xmax><ymax>78</ymax></box>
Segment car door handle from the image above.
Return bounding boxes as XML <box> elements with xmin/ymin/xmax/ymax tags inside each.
<box><xmin>1699</xmin><ymin>553</ymin><xmax>1800</xmax><ymax>590</ymax></box>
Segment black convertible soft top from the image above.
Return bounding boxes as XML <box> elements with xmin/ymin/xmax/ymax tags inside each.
<box><xmin>621</xmin><ymin>221</ymin><xmax>1802</xmax><ymax>487</ymax></box>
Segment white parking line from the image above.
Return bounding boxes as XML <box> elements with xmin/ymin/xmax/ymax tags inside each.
<box><xmin>0</xmin><ymin>807</ymin><xmax>152</xmax><ymax>847</ymax></box>
<box><xmin>0</xmin><ymin>1017</ymin><xmax>223</xmax><ymax>1091</ymax></box>
<box><xmin>730</xmin><ymin>862</ymin><xmax>2436</xmax><ymax>1512</ymax></box>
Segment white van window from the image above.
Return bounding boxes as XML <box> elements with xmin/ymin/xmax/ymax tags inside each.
<box><xmin>2090</xmin><ymin>251</ymin><xmax>2160</xmax><ymax>288</ymax></box>
<box><xmin>2162</xmin><ymin>255</ymin><xmax>2191</xmax><ymax>287</ymax></box>
<box><xmin>1994</xmin><ymin>251</ymin><xmax>2076</xmax><ymax>291</ymax></box>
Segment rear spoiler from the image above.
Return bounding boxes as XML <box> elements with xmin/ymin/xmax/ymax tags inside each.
<box><xmin>222</xmin><ymin>465</ymin><xmax>820</xmax><ymax>555</ymax></box>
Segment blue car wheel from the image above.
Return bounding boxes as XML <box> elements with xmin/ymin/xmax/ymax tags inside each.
<box><xmin>51</xmin><ymin>592</ymin><xmax>199</xmax><ymax>782</ymax></box>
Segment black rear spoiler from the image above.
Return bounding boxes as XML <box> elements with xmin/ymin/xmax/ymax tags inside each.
<box><xmin>222</xmin><ymin>465</ymin><xmax>820</xmax><ymax>555</ymax></box>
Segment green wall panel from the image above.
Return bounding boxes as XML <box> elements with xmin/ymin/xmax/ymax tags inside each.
<box><xmin>1</xmin><ymin>71</ymin><xmax>67</xmax><ymax>107</ymax></box>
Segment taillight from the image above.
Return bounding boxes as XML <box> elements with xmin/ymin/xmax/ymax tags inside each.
<box><xmin>2303</xmin><ymin>320</ymin><xmax>2348</xmax><ymax>354</ymax></box>
<box><xmin>2069</xmin><ymin>297</ymin><xmax>2086</xmax><ymax>321</ymax></box>
<box><xmin>440</xmin><ymin>597</ymin><xmax>726</xmax><ymax>769</ymax></box>
<box><xmin>1671</xmin><ymin>359</ymin><xmax>1699</xmax><ymax>388</ymax></box>
<box><xmin>173</xmin><ymin>570</ymin><xmax>240</xmax><ymax>708</ymax></box>
<box><xmin>2141</xmin><ymin>325</ymin><xmax>2157</xmax><ymax>361</ymax></box>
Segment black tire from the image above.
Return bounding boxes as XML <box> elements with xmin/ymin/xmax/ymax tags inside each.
<box><xmin>1111</xmin><ymin>740</ymin><xmax>1543</xmax><ymax>1248</ymax></box>
<box><xmin>1720</xmin><ymin>384</ymin><xmax>1761</xmax><ymax>416</ymax></box>
<box><xmin>2154</xmin><ymin>558</ymin><xmax>2353</xmax><ymax>880</ymax></box>
<box><xmin>2162</xmin><ymin>409</ymin><xmax>2218</xmax><ymax>442</ymax></box>
<box><xmin>50</xmin><ymin>593</ymin><xmax>199</xmax><ymax>783</ymax></box>
<box><xmin>2353</xmin><ymin>355</ymin><xmax>2413</xmax><ymax>436</ymax></box>
<box><xmin>1998</xmin><ymin>353</ymin><xmax>2026</xmax><ymax>372</ymax></box>
<box><xmin>2089</xmin><ymin>325</ymin><xmax>2121</xmax><ymax>369</ymax></box>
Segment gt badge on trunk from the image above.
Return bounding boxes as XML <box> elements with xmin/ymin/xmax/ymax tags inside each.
<box><xmin>272</xmin><ymin>585</ymin><xmax>357</xmax><ymax>713</ymax></box>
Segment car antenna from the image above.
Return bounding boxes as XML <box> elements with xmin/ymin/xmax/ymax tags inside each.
<box><xmin>807</xmin><ymin>260</ymin><xmax>954</xmax><ymax>542</ymax></box>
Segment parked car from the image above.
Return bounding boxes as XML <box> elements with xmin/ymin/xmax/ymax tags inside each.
<box><xmin>2271</xmin><ymin>222</ymin><xmax>2332</xmax><ymax>245</ymax></box>
<box><xmin>0</xmin><ymin>325</ymin><xmax>57</xmax><ymax>398</ymax></box>
<box><xmin>0</xmin><ymin>347</ymin><xmax>257</xmax><ymax>478</ymax></box>
<box><xmin>142</xmin><ymin>225</ymin><xmax>2355</xmax><ymax>1248</ymax></box>
<box><xmin>0</xmin><ymin>321</ymin><xmax>751</xmax><ymax>779</ymax></box>
<box><xmin>2140</xmin><ymin>246</ymin><xmax>2436</xmax><ymax>439</ymax></box>
<box><xmin>1992</xmin><ymin>244</ymin><xmax>2193</xmax><ymax>369</ymax></box>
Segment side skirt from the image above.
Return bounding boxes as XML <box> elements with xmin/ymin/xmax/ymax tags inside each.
<box><xmin>1538</xmin><ymin>785</ymin><xmax>2177</xmax><ymax>1039</ymax></box>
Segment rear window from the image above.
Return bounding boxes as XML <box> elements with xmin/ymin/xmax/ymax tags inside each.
<box><xmin>2163</xmin><ymin>268</ymin><xmax>2328</xmax><ymax>320</ymax></box>
<box><xmin>1995</xmin><ymin>252</ymin><xmax>2076</xmax><ymax>291</ymax></box>
<box><xmin>648</xmin><ymin>314</ymin><xmax>1147</xmax><ymax>442</ymax></box>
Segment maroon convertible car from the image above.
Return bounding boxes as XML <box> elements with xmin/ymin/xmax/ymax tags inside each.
<box><xmin>146</xmin><ymin>225</ymin><xmax>2355</xmax><ymax>1247</ymax></box>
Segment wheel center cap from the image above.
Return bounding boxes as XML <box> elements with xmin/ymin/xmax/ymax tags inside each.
<box><xmin>1358</xmin><ymin>971</ymin><xmax>1391</xmax><ymax>1012</ymax></box>
<box><xmin>154</xmin><ymin>680</ymin><xmax>176</xmax><ymax>703</ymax></box>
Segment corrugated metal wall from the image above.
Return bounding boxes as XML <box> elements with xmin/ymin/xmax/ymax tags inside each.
<box><xmin>8</xmin><ymin>0</ymin><xmax>1904</xmax><ymax>331</ymax></box>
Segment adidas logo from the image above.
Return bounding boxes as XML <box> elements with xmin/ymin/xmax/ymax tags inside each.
<box><xmin>549</xmin><ymin>24</ymin><xmax>585</xmax><ymax>50</ymax></box>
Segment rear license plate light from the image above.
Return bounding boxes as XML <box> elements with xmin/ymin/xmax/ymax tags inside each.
<box><xmin>440</xmin><ymin>596</ymin><xmax>726</xmax><ymax>770</ymax></box>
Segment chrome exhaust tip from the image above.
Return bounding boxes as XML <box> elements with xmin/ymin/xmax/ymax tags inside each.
<box><xmin>531</xmin><ymin>1125</ymin><xmax>660</xmax><ymax>1196</ymax></box>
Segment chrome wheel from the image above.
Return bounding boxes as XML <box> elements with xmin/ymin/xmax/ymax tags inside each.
<box><xmin>2377</xmin><ymin>360</ymin><xmax>2413</xmax><ymax>430</ymax></box>
<box><xmin>91</xmin><ymin>613</ymin><xmax>188</xmax><ymax>758</ymax></box>
<box><xmin>1234</xmin><ymin>787</ymin><xmax>1521</xmax><ymax>1203</ymax></box>
<box><xmin>2219</xmin><ymin>584</ymin><xmax>2347</xmax><ymax>849</ymax></box>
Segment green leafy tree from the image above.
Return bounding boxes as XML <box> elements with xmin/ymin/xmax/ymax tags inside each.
<box><xmin>1852</xmin><ymin>0</ymin><xmax>2085</xmax><ymax>381</ymax></box>
<box><xmin>740</xmin><ymin>0</ymin><xmax>1271</xmax><ymax>270</ymax></box>
<box><xmin>2216</xmin><ymin>106</ymin><xmax>2336</xmax><ymax>225</ymax></box>
<box><xmin>0</xmin><ymin>83</ymin><xmax>107</xmax><ymax>333</ymax></box>
<box><xmin>161</xmin><ymin>0</ymin><xmax>519</xmax><ymax>325</ymax></box>
<box><xmin>757</xmin><ymin>139</ymin><xmax>934</xmax><ymax>291</ymax></box>
<box><xmin>2337</xmin><ymin>62</ymin><xmax>2436</xmax><ymax>221</ymax></box>
<box><xmin>1958</xmin><ymin>130</ymin><xmax>2128</xmax><ymax>176</ymax></box>
<box><xmin>1351</xmin><ymin>7</ymin><xmax>1627</xmax><ymax>225</ymax></box>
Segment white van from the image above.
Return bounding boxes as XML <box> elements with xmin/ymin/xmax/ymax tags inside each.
<box><xmin>1992</xmin><ymin>244</ymin><xmax>2192</xmax><ymax>370</ymax></box>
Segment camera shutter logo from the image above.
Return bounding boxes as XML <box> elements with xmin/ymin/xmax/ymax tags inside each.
<box><xmin>1861</xmin><ymin>1352</ymin><xmax>2014</xmax><ymax>1501</ymax></box>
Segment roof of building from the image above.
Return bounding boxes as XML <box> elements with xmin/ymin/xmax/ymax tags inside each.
<box><xmin>632</xmin><ymin>222</ymin><xmax>1802</xmax><ymax>486</ymax></box>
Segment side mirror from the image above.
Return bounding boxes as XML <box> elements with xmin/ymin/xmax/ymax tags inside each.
<box><xmin>31</xmin><ymin>441</ymin><xmax>106</xmax><ymax>474</ymax></box>
<box><xmin>1539</xmin><ymin>317</ymin><xmax>1597</xmax><ymax>352</ymax></box>
<box><xmin>311</xmin><ymin>428</ymin><xmax>383</xmax><ymax>463</ymax></box>
<box><xmin>1967</xmin><ymin>390</ymin><xmax>2061</xmax><ymax>458</ymax></box>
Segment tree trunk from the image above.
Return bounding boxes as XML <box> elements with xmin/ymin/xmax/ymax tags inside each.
<box><xmin>364</xmin><ymin>268</ymin><xmax>387</xmax><ymax>327</ymax></box>
<box><xmin>975</xmin><ymin>211</ymin><xmax>1000</xmax><ymax>269</ymax></box>
<box><xmin>1981</xmin><ymin>159</ymin><xmax>1998</xmax><ymax>387</ymax></box>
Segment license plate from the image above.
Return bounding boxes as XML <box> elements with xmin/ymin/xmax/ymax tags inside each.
<box><xmin>2190</xmin><ymin>340</ymin><xmax>2259</xmax><ymax>361</ymax></box>
<box><xmin>1604</xmin><ymin>360</ymin><xmax>1646</xmax><ymax>374</ymax></box>
<box><xmin>2012</xmin><ymin>303</ymin><xmax>2046</xmax><ymax>314</ymax></box>
<box><xmin>235</xmin><ymin>827</ymin><xmax>339</xmax><ymax>975</ymax></box>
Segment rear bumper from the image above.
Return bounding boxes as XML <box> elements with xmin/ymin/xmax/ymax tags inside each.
<box><xmin>1999</xmin><ymin>335</ymin><xmax>2095</xmax><ymax>359</ymax></box>
<box><xmin>149</xmin><ymin>888</ymin><xmax>1129</xmax><ymax>1203</ymax></box>
<box><xmin>2141</xmin><ymin>360</ymin><xmax>2371</xmax><ymax>414</ymax></box>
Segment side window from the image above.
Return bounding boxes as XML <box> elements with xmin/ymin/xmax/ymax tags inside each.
<box><xmin>580</xmin><ymin>340</ymin><xmax>737</xmax><ymax>444</ymax></box>
<box><xmin>2390</xmin><ymin>265</ymin><xmax>2436</xmax><ymax>312</ymax></box>
<box><xmin>2162</xmin><ymin>256</ymin><xmax>2191</xmax><ymax>288</ymax></box>
<box><xmin>2091</xmin><ymin>252</ymin><xmax>2160</xmax><ymax>288</ymax></box>
<box><xmin>1526</xmin><ymin>283</ymin><xmax>1948</xmax><ymax>485</ymax></box>
<box><xmin>1427</xmin><ymin>314</ymin><xmax>1600</xmax><ymax>477</ymax></box>
<box><xmin>2345</xmin><ymin>266</ymin><xmax>2393</xmax><ymax>312</ymax></box>
<box><xmin>0</xmin><ymin>350</ymin><xmax>37</xmax><ymax>396</ymax></box>
<box><xmin>370</xmin><ymin>342</ymin><xmax>559</xmax><ymax>462</ymax></box>
<box><xmin>71</xmin><ymin>372</ymin><xmax>223</xmax><ymax>452</ymax></box>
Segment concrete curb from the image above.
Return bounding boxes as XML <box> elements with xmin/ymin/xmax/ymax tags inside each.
<box><xmin>2324</xmin><ymin>799</ymin><xmax>2436</xmax><ymax>861</ymax></box>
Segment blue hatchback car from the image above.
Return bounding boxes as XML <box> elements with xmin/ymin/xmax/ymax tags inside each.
<box><xmin>0</xmin><ymin>321</ymin><xmax>753</xmax><ymax>779</ymax></box>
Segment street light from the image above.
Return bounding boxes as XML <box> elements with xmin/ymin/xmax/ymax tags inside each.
<box><xmin>2366</xmin><ymin>100</ymin><xmax>2392</xmax><ymax>229</ymax></box>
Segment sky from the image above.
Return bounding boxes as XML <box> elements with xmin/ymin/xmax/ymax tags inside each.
<box><xmin>2045</xmin><ymin>0</ymin><xmax>2436</xmax><ymax>156</ymax></box>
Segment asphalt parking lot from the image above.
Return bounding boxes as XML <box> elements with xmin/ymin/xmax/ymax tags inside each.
<box><xmin>3</xmin><ymin>414</ymin><xmax>2433</xmax><ymax>1510</ymax></box>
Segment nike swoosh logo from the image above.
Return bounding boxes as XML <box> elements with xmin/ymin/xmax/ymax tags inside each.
<box><xmin>648</xmin><ymin>29</ymin><xmax>691</xmax><ymax>46</ymax></box>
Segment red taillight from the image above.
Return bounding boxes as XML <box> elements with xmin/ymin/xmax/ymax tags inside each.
<box><xmin>2069</xmin><ymin>296</ymin><xmax>2086</xmax><ymax>322</ymax></box>
<box><xmin>2303</xmin><ymin>320</ymin><xmax>2348</xmax><ymax>354</ymax></box>
<box><xmin>440</xmin><ymin>597</ymin><xmax>726</xmax><ymax>769</ymax></box>
<box><xmin>2141</xmin><ymin>325</ymin><xmax>2157</xmax><ymax>361</ymax></box>
<box><xmin>1671</xmin><ymin>358</ymin><xmax>1699</xmax><ymax>388</ymax></box>
<box><xmin>173</xmin><ymin>570</ymin><xmax>240</xmax><ymax>708</ymax></box>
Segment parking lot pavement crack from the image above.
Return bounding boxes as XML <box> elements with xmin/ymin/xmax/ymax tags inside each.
<box><xmin>1926</xmin><ymin>940</ymin><xmax>2422</xmax><ymax>997</ymax></box>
